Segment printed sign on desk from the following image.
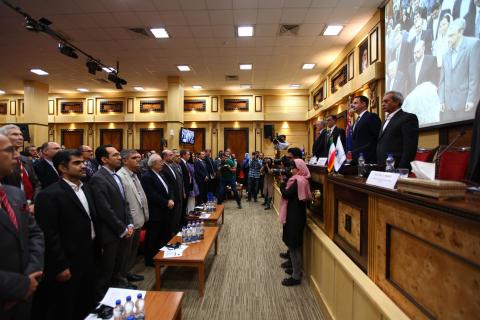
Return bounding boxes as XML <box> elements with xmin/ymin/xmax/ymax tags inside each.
<box><xmin>366</xmin><ymin>171</ymin><xmax>400</xmax><ymax>190</ymax></box>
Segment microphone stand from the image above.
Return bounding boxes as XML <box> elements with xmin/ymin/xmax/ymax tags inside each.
<box><xmin>433</xmin><ymin>130</ymin><xmax>466</xmax><ymax>178</ymax></box>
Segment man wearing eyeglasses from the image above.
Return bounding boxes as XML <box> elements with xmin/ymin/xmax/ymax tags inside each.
<box><xmin>0</xmin><ymin>133</ymin><xmax>44</xmax><ymax>320</ymax></box>
<box><xmin>79</xmin><ymin>145</ymin><xmax>98</xmax><ymax>183</ymax></box>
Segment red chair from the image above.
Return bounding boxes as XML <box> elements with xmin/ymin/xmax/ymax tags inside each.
<box><xmin>438</xmin><ymin>147</ymin><xmax>471</xmax><ymax>181</ymax></box>
<box><xmin>415</xmin><ymin>147</ymin><xmax>436</xmax><ymax>162</ymax></box>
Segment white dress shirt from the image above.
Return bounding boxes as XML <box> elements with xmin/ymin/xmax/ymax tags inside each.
<box><xmin>63</xmin><ymin>178</ymin><xmax>95</xmax><ymax>239</ymax></box>
<box><xmin>415</xmin><ymin>56</ymin><xmax>424</xmax><ymax>84</ymax></box>
<box><xmin>382</xmin><ymin>108</ymin><xmax>401</xmax><ymax>131</ymax></box>
<box><xmin>153</xmin><ymin>170</ymin><xmax>169</xmax><ymax>193</ymax></box>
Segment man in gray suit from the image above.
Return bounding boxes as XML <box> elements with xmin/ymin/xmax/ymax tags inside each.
<box><xmin>0</xmin><ymin>133</ymin><xmax>44</xmax><ymax>320</ymax></box>
<box><xmin>117</xmin><ymin>150</ymin><xmax>149</xmax><ymax>282</ymax></box>
<box><xmin>439</xmin><ymin>18</ymin><xmax>480</xmax><ymax>121</ymax></box>
<box><xmin>91</xmin><ymin>145</ymin><xmax>134</xmax><ymax>297</ymax></box>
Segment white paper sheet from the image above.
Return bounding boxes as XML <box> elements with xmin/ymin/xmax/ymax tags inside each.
<box><xmin>200</xmin><ymin>213</ymin><xmax>211</xmax><ymax>219</ymax></box>
<box><xmin>410</xmin><ymin>161</ymin><xmax>436</xmax><ymax>180</ymax></box>
<box><xmin>366</xmin><ymin>171</ymin><xmax>400</xmax><ymax>190</ymax></box>
<box><xmin>316</xmin><ymin>157</ymin><xmax>327</xmax><ymax>166</ymax></box>
<box><xmin>99</xmin><ymin>287</ymin><xmax>147</xmax><ymax>308</ymax></box>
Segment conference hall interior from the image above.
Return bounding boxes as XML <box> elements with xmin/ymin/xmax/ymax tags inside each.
<box><xmin>0</xmin><ymin>0</ymin><xmax>479</xmax><ymax>319</ymax></box>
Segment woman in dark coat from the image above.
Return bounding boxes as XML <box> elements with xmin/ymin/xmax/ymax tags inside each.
<box><xmin>279</xmin><ymin>159</ymin><xmax>311</xmax><ymax>286</ymax></box>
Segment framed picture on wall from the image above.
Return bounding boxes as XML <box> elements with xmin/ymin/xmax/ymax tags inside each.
<box><xmin>255</xmin><ymin>96</ymin><xmax>262</xmax><ymax>112</ymax></box>
<box><xmin>48</xmin><ymin>100</ymin><xmax>55</xmax><ymax>115</ymax></box>
<box><xmin>211</xmin><ymin>96</ymin><xmax>218</xmax><ymax>112</ymax></box>
<box><xmin>369</xmin><ymin>27</ymin><xmax>378</xmax><ymax>64</ymax></box>
<box><xmin>87</xmin><ymin>99</ymin><xmax>94</xmax><ymax>114</ymax></box>
<box><xmin>359</xmin><ymin>39</ymin><xmax>368</xmax><ymax>74</ymax></box>
<box><xmin>127</xmin><ymin>98</ymin><xmax>134</xmax><ymax>113</ymax></box>
<box><xmin>348</xmin><ymin>51</ymin><xmax>354</xmax><ymax>80</ymax></box>
<box><xmin>9</xmin><ymin>101</ymin><xmax>16</xmax><ymax>115</ymax></box>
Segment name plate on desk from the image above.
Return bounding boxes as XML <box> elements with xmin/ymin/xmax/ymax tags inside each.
<box><xmin>366</xmin><ymin>171</ymin><xmax>400</xmax><ymax>190</ymax></box>
<box><xmin>316</xmin><ymin>157</ymin><xmax>327</xmax><ymax>166</ymax></box>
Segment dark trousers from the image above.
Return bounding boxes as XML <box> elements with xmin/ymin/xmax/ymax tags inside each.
<box><xmin>207</xmin><ymin>177</ymin><xmax>218</xmax><ymax>198</ymax></box>
<box><xmin>144</xmin><ymin>220</ymin><xmax>171</xmax><ymax>266</ymax></box>
<box><xmin>95</xmin><ymin>238</ymin><xmax>128</xmax><ymax>298</ymax></box>
<box><xmin>247</xmin><ymin>177</ymin><xmax>260</xmax><ymax>201</ymax></box>
<box><xmin>121</xmin><ymin>228</ymin><xmax>141</xmax><ymax>277</ymax></box>
<box><xmin>197</xmin><ymin>179</ymin><xmax>208</xmax><ymax>203</ymax></box>
<box><xmin>218</xmin><ymin>179</ymin><xmax>241</xmax><ymax>205</ymax></box>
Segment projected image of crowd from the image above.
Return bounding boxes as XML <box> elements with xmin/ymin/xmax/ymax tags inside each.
<box><xmin>385</xmin><ymin>0</ymin><xmax>480</xmax><ymax>126</ymax></box>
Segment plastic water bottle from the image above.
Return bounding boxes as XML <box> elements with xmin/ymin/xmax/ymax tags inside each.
<box><xmin>200</xmin><ymin>221</ymin><xmax>205</xmax><ymax>240</ymax></box>
<box><xmin>357</xmin><ymin>153</ymin><xmax>365</xmax><ymax>177</ymax></box>
<box><xmin>385</xmin><ymin>153</ymin><xmax>395</xmax><ymax>172</ymax></box>
<box><xmin>135</xmin><ymin>293</ymin><xmax>145</xmax><ymax>320</ymax></box>
<box><xmin>113</xmin><ymin>299</ymin><xmax>124</xmax><ymax>320</ymax></box>
<box><xmin>126</xmin><ymin>316</ymin><xmax>135</xmax><ymax>320</ymax></box>
<box><xmin>181</xmin><ymin>226</ymin><xmax>187</xmax><ymax>243</ymax></box>
<box><xmin>186</xmin><ymin>226</ymin><xmax>192</xmax><ymax>244</ymax></box>
<box><xmin>192</xmin><ymin>224</ymin><xmax>198</xmax><ymax>243</ymax></box>
<box><xmin>124</xmin><ymin>296</ymin><xmax>134</xmax><ymax>318</ymax></box>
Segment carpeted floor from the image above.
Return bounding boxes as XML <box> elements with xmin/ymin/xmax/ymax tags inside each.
<box><xmin>130</xmin><ymin>199</ymin><xmax>325</xmax><ymax>320</ymax></box>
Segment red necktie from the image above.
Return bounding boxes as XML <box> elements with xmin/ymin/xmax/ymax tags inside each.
<box><xmin>0</xmin><ymin>186</ymin><xmax>19</xmax><ymax>231</ymax></box>
<box><xmin>18</xmin><ymin>159</ymin><xmax>33</xmax><ymax>201</ymax></box>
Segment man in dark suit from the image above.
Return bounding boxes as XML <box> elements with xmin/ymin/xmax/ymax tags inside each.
<box><xmin>140</xmin><ymin>154</ymin><xmax>175</xmax><ymax>266</ymax></box>
<box><xmin>386</xmin><ymin>60</ymin><xmax>407</xmax><ymax>94</ymax></box>
<box><xmin>325</xmin><ymin>114</ymin><xmax>346</xmax><ymax>148</ymax></box>
<box><xmin>377</xmin><ymin>91</ymin><xmax>419</xmax><ymax>169</ymax></box>
<box><xmin>33</xmin><ymin>142</ymin><xmax>61</xmax><ymax>189</ymax></box>
<box><xmin>35</xmin><ymin>150</ymin><xmax>98</xmax><ymax>320</ymax></box>
<box><xmin>204</xmin><ymin>149</ymin><xmax>218</xmax><ymax>197</ymax></box>
<box><xmin>410</xmin><ymin>15</ymin><xmax>433</xmax><ymax>54</ymax></box>
<box><xmin>90</xmin><ymin>145</ymin><xmax>134</xmax><ymax>297</ymax></box>
<box><xmin>351</xmin><ymin>96</ymin><xmax>382</xmax><ymax>164</ymax></box>
<box><xmin>195</xmin><ymin>151</ymin><xmax>210</xmax><ymax>203</ymax></box>
<box><xmin>179</xmin><ymin>150</ymin><xmax>193</xmax><ymax>221</ymax></box>
<box><xmin>0</xmin><ymin>133</ymin><xmax>44</xmax><ymax>320</ymax></box>
<box><xmin>161</xmin><ymin>149</ymin><xmax>184</xmax><ymax>233</ymax></box>
<box><xmin>389</xmin><ymin>30</ymin><xmax>412</xmax><ymax>73</ymax></box>
<box><xmin>79</xmin><ymin>145</ymin><xmax>97</xmax><ymax>184</ymax></box>
<box><xmin>407</xmin><ymin>40</ymin><xmax>439</xmax><ymax>94</ymax></box>
<box><xmin>0</xmin><ymin>125</ymin><xmax>41</xmax><ymax>210</ymax></box>
<box><xmin>312</xmin><ymin>120</ymin><xmax>328</xmax><ymax>158</ymax></box>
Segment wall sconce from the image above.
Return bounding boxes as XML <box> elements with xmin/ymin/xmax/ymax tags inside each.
<box><xmin>212</xmin><ymin>128</ymin><xmax>217</xmax><ymax>135</ymax></box>
<box><xmin>169</xmin><ymin>129</ymin><xmax>174</xmax><ymax>136</ymax></box>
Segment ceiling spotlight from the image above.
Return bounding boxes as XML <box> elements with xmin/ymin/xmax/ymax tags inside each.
<box><xmin>86</xmin><ymin>59</ymin><xmax>101</xmax><ymax>75</ymax></box>
<box><xmin>239</xmin><ymin>64</ymin><xmax>252</xmax><ymax>70</ymax></box>
<box><xmin>177</xmin><ymin>65</ymin><xmax>191</xmax><ymax>72</ymax></box>
<box><xmin>24</xmin><ymin>17</ymin><xmax>39</xmax><ymax>32</ymax></box>
<box><xmin>237</xmin><ymin>26</ymin><xmax>254</xmax><ymax>37</ymax></box>
<box><xmin>102</xmin><ymin>67</ymin><xmax>116</xmax><ymax>73</ymax></box>
<box><xmin>0</xmin><ymin>90</ymin><xmax>5</xmax><ymax>94</ymax></box>
<box><xmin>289</xmin><ymin>84</ymin><xmax>301</xmax><ymax>88</ymax></box>
<box><xmin>192</xmin><ymin>85</ymin><xmax>203</xmax><ymax>89</ymax></box>
<box><xmin>77</xmin><ymin>88</ymin><xmax>89</xmax><ymax>92</ymax></box>
<box><xmin>240</xmin><ymin>84</ymin><xmax>252</xmax><ymax>89</ymax></box>
<box><xmin>323</xmin><ymin>25</ymin><xmax>344</xmax><ymax>36</ymax></box>
<box><xmin>30</xmin><ymin>68</ymin><xmax>49</xmax><ymax>75</ymax></box>
<box><xmin>58</xmin><ymin>43</ymin><xmax>78</xmax><ymax>59</ymax></box>
<box><xmin>302</xmin><ymin>63</ymin><xmax>316</xmax><ymax>70</ymax></box>
<box><xmin>108</xmin><ymin>72</ymin><xmax>127</xmax><ymax>90</ymax></box>
<box><xmin>150</xmin><ymin>28</ymin><xmax>170</xmax><ymax>38</ymax></box>
<box><xmin>115</xmin><ymin>82</ymin><xmax>123</xmax><ymax>90</ymax></box>
<box><xmin>134</xmin><ymin>87</ymin><xmax>145</xmax><ymax>91</ymax></box>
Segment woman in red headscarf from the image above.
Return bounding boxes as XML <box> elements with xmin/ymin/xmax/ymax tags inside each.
<box><xmin>279</xmin><ymin>158</ymin><xmax>311</xmax><ymax>286</ymax></box>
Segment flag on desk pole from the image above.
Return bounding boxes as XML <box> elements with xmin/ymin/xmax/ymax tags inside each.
<box><xmin>334</xmin><ymin>137</ymin><xmax>346</xmax><ymax>172</ymax></box>
<box><xmin>327</xmin><ymin>138</ymin><xmax>336</xmax><ymax>173</ymax></box>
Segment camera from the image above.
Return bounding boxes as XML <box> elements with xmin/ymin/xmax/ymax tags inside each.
<box><xmin>272</xmin><ymin>155</ymin><xmax>292</xmax><ymax>177</ymax></box>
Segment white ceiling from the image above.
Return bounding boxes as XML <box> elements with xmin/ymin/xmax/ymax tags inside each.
<box><xmin>0</xmin><ymin>0</ymin><xmax>381</xmax><ymax>94</ymax></box>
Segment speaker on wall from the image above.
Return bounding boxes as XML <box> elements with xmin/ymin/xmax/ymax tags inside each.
<box><xmin>17</xmin><ymin>124</ymin><xmax>30</xmax><ymax>142</ymax></box>
<box><xmin>264</xmin><ymin>124</ymin><xmax>274</xmax><ymax>139</ymax></box>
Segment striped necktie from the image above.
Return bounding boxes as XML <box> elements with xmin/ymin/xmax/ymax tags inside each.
<box><xmin>0</xmin><ymin>186</ymin><xmax>19</xmax><ymax>231</ymax></box>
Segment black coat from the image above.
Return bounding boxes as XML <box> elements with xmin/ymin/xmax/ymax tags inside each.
<box><xmin>312</xmin><ymin>129</ymin><xmax>328</xmax><ymax>158</ymax></box>
<box><xmin>159</xmin><ymin>165</ymin><xmax>183</xmax><ymax>231</ymax></box>
<box><xmin>407</xmin><ymin>55</ymin><xmax>439</xmax><ymax>94</ymax></box>
<box><xmin>328</xmin><ymin>126</ymin><xmax>346</xmax><ymax>148</ymax></box>
<box><xmin>467</xmin><ymin>103</ymin><xmax>480</xmax><ymax>183</ymax></box>
<box><xmin>1</xmin><ymin>155</ymin><xmax>41</xmax><ymax>201</ymax></box>
<box><xmin>33</xmin><ymin>159</ymin><xmax>60</xmax><ymax>189</ymax></box>
<box><xmin>34</xmin><ymin>180</ymin><xmax>98</xmax><ymax>278</ymax></box>
<box><xmin>179</xmin><ymin>159</ymin><xmax>192</xmax><ymax>193</ymax></box>
<box><xmin>90</xmin><ymin>167</ymin><xmax>132</xmax><ymax>245</ymax></box>
<box><xmin>194</xmin><ymin>159</ymin><xmax>209</xmax><ymax>184</ymax></box>
<box><xmin>351</xmin><ymin>112</ymin><xmax>382</xmax><ymax>164</ymax></box>
<box><xmin>280</xmin><ymin>181</ymin><xmax>306</xmax><ymax>248</ymax></box>
<box><xmin>377</xmin><ymin>109</ymin><xmax>419</xmax><ymax>169</ymax></box>
<box><xmin>0</xmin><ymin>185</ymin><xmax>44</xmax><ymax>320</ymax></box>
<box><xmin>140</xmin><ymin>170</ymin><xmax>174</xmax><ymax>225</ymax></box>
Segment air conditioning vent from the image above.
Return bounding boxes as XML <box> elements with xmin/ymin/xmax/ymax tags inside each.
<box><xmin>128</xmin><ymin>27</ymin><xmax>151</xmax><ymax>37</ymax></box>
<box><xmin>225</xmin><ymin>75</ymin><xmax>239</xmax><ymax>81</ymax></box>
<box><xmin>279</xmin><ymin>24</ymin><xmax>300</xmax><ymax>36</ymax></box>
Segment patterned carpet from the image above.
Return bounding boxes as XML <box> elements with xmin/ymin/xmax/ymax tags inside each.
<box><xmin>131</xmin><ymin>199</ymin><xmax>325</xmax><ymax>320</ymax></box>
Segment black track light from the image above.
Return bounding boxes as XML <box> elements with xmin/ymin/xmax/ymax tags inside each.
<box><xmin>108</xmin><ymin>72</ymin><xmax>127</xmax><ymax>90</ymax></box>
<box><xmin>115</xmin><ymin>82</ymin><xmax>123</xmax><ymax>90</ymax></box>
<box><xmin>24</xmin><ymin>17</ymin><xmax>39</xmax><ymax>32</ymax></box>
<box><xmin>58</xmin><ymin>43</ymin><xmax>78</xmax><ymax>59</ymax></box>
<box><xmin>86</xmin><ymin>59</ymin><xmax>101</xmax><ymax>75</ymax></box>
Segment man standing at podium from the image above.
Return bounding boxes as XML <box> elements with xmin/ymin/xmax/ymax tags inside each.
<box><xmin>350</xmin><ymin>96</ymin><xmax>381</xmax><ymax>164</ymax></box>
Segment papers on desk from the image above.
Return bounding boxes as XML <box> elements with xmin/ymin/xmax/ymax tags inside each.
<box><xmin>160</xmin><ymin>244</ymin><xmax>189</xmax><ymax>258</ymax></box>
<box><xmin>200</xmin><ymin>213</ymin><xmax>211</xmax><ymax>219</ymax></box>
<box><xmin>100</xmin><ymin>287</ymin><xmax>147</xmax><ymax>308</ymax></box>
<box><xmin>366</xmin><ymin>171</ymin><xmax>400</xmax><ymax>190</ymax></box>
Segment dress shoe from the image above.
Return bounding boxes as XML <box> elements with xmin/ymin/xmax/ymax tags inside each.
<box><xmin>281</xmin><ymin>277</ymin><xmax>301</xmax><ymax>286</ymax></box>
<box><xmin>285</xmin><ymin>268</ymin><xmax>293</xmax><ymax>275</ymax></box>
<box><xmin>281</xmin><ymin>260</ymin><xmax>292</xmax><ymax>268</ymax></box>
<box><xmin>127</xmin><ymin>273</ymin><xmax>144</xmax><ymax>282</ymax></box>
<box><xmin>264</xmin><ymin>206</ymin><xmax>271</xmax><ymax>210</ymax></box>
<box><xmin>279</xmin><ymin>252</ymin><xmax>290</xmax><ymax>260</ymax></box>
<box><xmin>237</xmin><ymin>204</ymin><xmax>242</xmax><ymax>209</ymax></box>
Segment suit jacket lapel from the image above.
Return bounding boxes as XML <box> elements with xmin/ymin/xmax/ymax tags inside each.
<box><xmin>0</xmin><ymin>208</ymin><xmax>19</xmax><ymax>236</ymax></box>
<box><xmin>150</xmin><ymin>170</ymin><xmax>168</xmax><ymax>196</ymax></box>
<box><xmin>379</xmin><ymin>110</ymin><xmax>403</xmax><ymax>139</ymax></box>
<box><xmin>99</xmin><ymin>167</ymin><xmax>123</xmax><ymax>195</ymax></box>
<box><xmin>59</xmin><ymin>180</ymin><xmax>91</xmax><ymax>221</ymax></box>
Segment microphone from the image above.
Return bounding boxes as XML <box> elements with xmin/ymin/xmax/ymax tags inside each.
<box><xmin>433</xmin><ymin>129</ymin><xmax>466</xmax><ymax>162</ymax></box>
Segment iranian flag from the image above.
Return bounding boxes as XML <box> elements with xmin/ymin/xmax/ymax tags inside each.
<box><xmin>327</xmin><ymin>139</ymin><xmax>336</xmax><ymax>173</ymax></box>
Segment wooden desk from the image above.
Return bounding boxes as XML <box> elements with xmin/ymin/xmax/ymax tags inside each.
<box><xmin>153</xmin><ymin>226</ymin><xmax>219</xmax><ymax>297</ymax></box>
<box><xmin>145</xmin><ymin>291</ymin><xmax>184</xmax><ymax>320</ymax></box>
<box><xmin>188</xmin><ymin>204</ymin><xmax>225</xmax><ymax>225</ymax></box>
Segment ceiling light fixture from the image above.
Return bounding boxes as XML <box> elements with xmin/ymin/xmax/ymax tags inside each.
<box><xmin>302</xmin><ymin>63</ymin><xmax>316</xmax><ymax>70</ymax></box>
<box><xmin>30</xmin><ymin>68</ymin><xmax>49</xmax><ymax>75</ymax></box>
<box><xmin>77</xmin><ymin>88</ymin><xmax>89</xmax><ymax>92</ymax></box>
<box><xmin>86</xmin><ymin>59</ymin><xmax>102</xmax><ymax>75</ymax></box>
<box><xmin>108</xmin><ymin>72</ymin><xmax>127</xmax><ymax>90</ymax></box>
<box><xmin>58</xmin><ymin>43</ymin><xmax>78</xmax><ymax>59</ymax></box>
<box><xmin>177</xmin><ymin>65</ymin><xmax>191</xmax><ymax>72</ymax></box>
<box><xmin>134</xmin><ymin>87</ymin><xmax>145</xmax><ymax>91</ymax></box>
<box><xmin>323</xmin><ymin>25</ymin><xmax>344</xmax><ymax>36</ymax></box>
<box><xmin>192</xmin><ymin>85</ymin><xmax>203</xmax><ymax>89</ymax></box>
<box><xmin>237</xmin><ymin>26</ymin><xmax>254</xmax><ymax>37</ymax></box>
<box><xmin>289</xmin><ymin>84</ymin><xmax>301</xmax><ymax>89</ymax></box>
<box><xmin>150</xmin><ymin>27</ymin><xmax>170</xmax><ymax>38</ymax></box>
<box><xmin>239</xmin><ymin>64</ymin><xmax>252</xmax><ymax>70</ymax></box>
<box><xmin>0</xmin><ymin>90</ymin><xmax>5</xmax><ymax>94</ymax></box>
<box><xmin>240</xmin><ymin>84</ymin><xmax>252</xmax><ymax>89</ymax></box>
<box><xmin>102</xmin><ymin>67</ymin><xmax>116</xmax><ymax>73</ymax></box>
